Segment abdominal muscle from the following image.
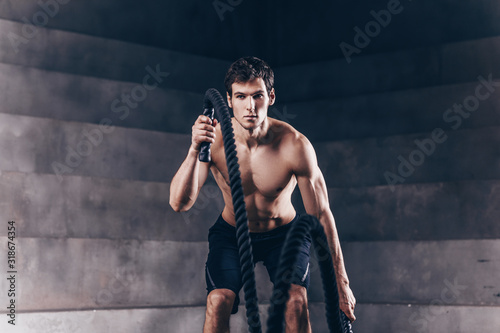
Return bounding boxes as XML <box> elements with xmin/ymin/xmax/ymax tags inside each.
<box><xmin>217</xmin><ymin>176</ymin><xmax>298</xmax><ymax>233</ymax></box>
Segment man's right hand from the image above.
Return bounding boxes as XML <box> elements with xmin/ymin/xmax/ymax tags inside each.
<box><xmin>191</xmin><ymin>115</ymin><xmax>218</xmax><ymax>152</ymax></box>
<box><xmin>170</xmin><ymin>115</ymin><xmax>215</xmax><ymax>211</ymax></box>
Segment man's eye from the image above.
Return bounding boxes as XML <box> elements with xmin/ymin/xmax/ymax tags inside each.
<box><xmin>236</xmin><ymin>95</ymin><xmax>245</xmax><ymax>99</ymax></box>
<box><xmin>254</xmin><ymin>94</ymin><xmax>263</xmax><ymax>99</ymax></box>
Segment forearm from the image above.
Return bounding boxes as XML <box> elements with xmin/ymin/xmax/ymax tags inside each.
<box><xmin>317</xmin><ymin>209</ymin><xmax>350</xmax><ymax>286</ymax></box>
<box><xmin>294</xmin><ymin>137</ymin><xmax>356</xmax><ymax>319</ymax></box>
<box><xmin>169</xmin><ymin>147</ymin><xmax>203</xmax><ymax>211</ymax></box>
<box><xmin>319</xmin><ymin>209</ymin><xmax>357</xmax><ymax>320</ymax></box>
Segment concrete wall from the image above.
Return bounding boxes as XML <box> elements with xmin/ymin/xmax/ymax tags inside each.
<box><xmin>0</xmin><ymin>15</ymin><xmax>231</xmax><ymax>332</ymax></box>
<box><xmin>1</xmin><ymin>1</ymin><xmax>499</xmax><ymax>332</ymax></box>
<box><xmin>283</xmin><ymin>38</ymin><xmax>500</xmax><ymax>332</ymax></box>
<box><xmin>1</xmin><ymin>0</ymin><xmax>500</xmax><ymax>65</ymax></box>
<box><xmin>280</xmin><ymin>18</ymin><xmax>500</xmax><ymax>333</ymax></box>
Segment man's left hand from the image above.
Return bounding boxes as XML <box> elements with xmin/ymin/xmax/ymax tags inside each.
<box><xmin>339</xmin><ymin>284</ymin><xmax>356</xmax><ymax>322</ymax></box>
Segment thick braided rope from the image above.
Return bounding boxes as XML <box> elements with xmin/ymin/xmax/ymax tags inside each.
<box><xmin>203</xmin><ymin>88</ymin><xmax>262</xmax><ymax>333</ymax></box>
<box><xmin>267</xmin><ymin>214</ymin><xmax>351</xmax><ymax>333</ymax></box>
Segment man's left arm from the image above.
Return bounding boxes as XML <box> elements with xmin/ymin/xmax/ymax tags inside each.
<box><xmin>292</xmin><ymin>135</ymin><xmax>356</xmax><ymax>321</ymax></box>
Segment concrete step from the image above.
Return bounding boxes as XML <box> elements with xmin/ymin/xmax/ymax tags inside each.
<box><xmin>2</xmin><ymin>170</ymin><xmax>498</xmax><ymax>243</ymax></box>
<box><xmin>0</xmin><ymin>237</ymin><xmax>291</xmax><ymax>312</ymax></box>
<box><xmin>272</xmin><ymin>0</ymin><xmax>500</xmax><ymax>67</ymax></box>
<box><xmin>0</xmin><ymin>1</ymin><xmax>243</xmax><ymax>68</ymax></box>
<box><xmin>0</xmin><ymin>237</ymin><xmax>209</xmax><ymax>311</ymax></box>
<box><xmin>2</xmin><ymin>16</ymin><xmax>500</xmax><ymax>103</ymax></box>
<box><xmin>349</xmin><ymin>303</ymin><xmax>500</xmax><ymax>333</ymax></box>
<box><xmin>3</xmin><ymin>59</ymin><xmax>498</xmax><ymax>139</ymax></box>
<box><xmin>2</xmin><ymin>0</ymin><xmax>500</xmax><ymax>69</ymax></box>
<box><xmin>329</xmin><ymin>180</ymin><xmax>500</xmax><ymax>242</ymax></box>
<box><xmin>279</xmin><ymin>77</ymin><xmax>500</xmax><ymax>141</ymax></box>
<box><xmin>293</xmin><ymin>180</ymin><xmax>500</xmax><ymax>242</ymax></box>
<box><xmin>0</xmin><ymin>18</ymin><xmax>229</xmax><ymax>95</ymax></box>
<box><xmin>0</xmin><ymin>171</ymin><xmax>223</xmax><ymax>242</ymax></box>
<box><xmin>1</xmin><ymin>302</ymin><xmax>498</xmax><ymax>333</ymax></box>
<box><xmin>0</xmin><ymin>306</ymin><xmax>225</xmax><ymax>333</ymax></box>
<box><xmin>0</xmin><ymin>61</ymin><xmax>205</xmax><ymax>134</ymax></box>
<box><xmin>1</xmin><ymin>237</ymin><xmax>498</xmax><ymax>312</ymax></box>
<box><xmin>0</xmin><ymin>113</ymin><xmax>191</xmax><ymax>182</ymax></box>
<box><xmin>275</xmin><ymin>36</ymin><xmax>500</xmax><ymax>101</ymax></box>
<box><xmin>339</xmin><ymin>239</ymin><xmax>500</xmax><ymax>306</ymax></box>
<box><xmin>2</xmin><ymin>113</ymin><xmax>499</xmax><ymax>186</ymax></box>
<box><xmin>310</xmin><ymin>302</ymin><xmax>500</xmax><ymax>333</ymax></box>
<box><xmin>0</xmin><ymin>303</ymin><xmax>294</xmax><ymax>332</ymax></box>
<box><xmin>315</xmin><ymin>126</ymin><xmax>500</xmax><ymax>188</ymax></box>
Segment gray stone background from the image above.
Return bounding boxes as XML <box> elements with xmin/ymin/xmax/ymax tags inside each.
<box><xmin>0</xmin><ymin>0</ymin><xmax>499</xmax><ymax>332</ymax></box>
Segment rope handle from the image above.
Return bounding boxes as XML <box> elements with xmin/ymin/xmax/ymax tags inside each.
<box><xmin>198</xmin><ymin>107</ymin><xmax>214</xmax><ymax>162</ymax></box>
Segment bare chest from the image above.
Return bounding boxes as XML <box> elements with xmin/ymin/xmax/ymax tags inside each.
<box><xmin>212</xmin><ymin>145</ymin><xmax>293</xmax><ymax>198</ymax></box>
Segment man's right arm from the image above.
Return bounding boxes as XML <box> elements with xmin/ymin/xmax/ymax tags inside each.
<box><xmin>169</xmin><ymin>115</ymin><xmax>217</xmax><ymax>212</ymax></box>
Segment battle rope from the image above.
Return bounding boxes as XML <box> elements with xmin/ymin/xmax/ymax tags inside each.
<box><xmin>200</xmin><ymin>88</ymin><xmax>262</xmax><ymax>332</ymax></box>
<box><xmin>267</xmin><ymin>215</ymin><xmax>353</xmax><ymax>333</ymax></box>
<box><xmin>199</xmin><ymin>88</ymin><xmax>352</xmax><ymax>332</ymax></box>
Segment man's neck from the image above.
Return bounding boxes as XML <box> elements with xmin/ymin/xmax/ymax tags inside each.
<box><xmin>235</xmin><ymin>117</ymin><xmax>270</xmax><ymax>149</ymax></box>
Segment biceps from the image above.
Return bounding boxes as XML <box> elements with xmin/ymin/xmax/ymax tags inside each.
<box><xmin>297</xmin><ymin>170</ymin><xmax>330</xmax><ymax>216</ymax></box>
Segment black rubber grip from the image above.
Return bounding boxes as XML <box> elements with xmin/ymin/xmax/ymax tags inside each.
<box><xmin>198</xmin><ymin>107</ymin><xmax>214</xmax><ymax>162</ymax></box>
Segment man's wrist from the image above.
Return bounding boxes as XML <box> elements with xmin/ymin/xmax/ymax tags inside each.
<box><xmin>189</xmin><ymin>145</ymin><xmax>200</xmax><ymax>155</ymax></box>
<box><xmin>336</xmin><ymin>275</ymin><xmax>350</xmax><ymax>287</ymax></box>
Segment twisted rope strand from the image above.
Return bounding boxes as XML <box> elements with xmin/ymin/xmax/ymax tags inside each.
<box><xmin>204</xmin><ymin>88</ymin><xmax>262</xmax><ymax>333</ymax></box>
<box><xmin>266</xmin><ymin>215</ymin><xmax>351</xmax><ymax>333</ymax></box>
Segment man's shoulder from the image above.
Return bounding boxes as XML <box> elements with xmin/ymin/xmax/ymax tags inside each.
<box><xmin>268</xmin><ymin>118</ymin><xmax>313</xmax><ymax>154</ymax></box>
<box><xmin>269</xmin><ymin>117</ymin><xmax>304</xmax><ymax>140</ymax></box>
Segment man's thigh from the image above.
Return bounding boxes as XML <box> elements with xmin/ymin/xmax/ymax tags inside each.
<box><xmin>262</xmin><ymin>232</ymin><xmax>312</xmax><ymax>289</ymax></box>
<box><xmin>205</xmin><ymin>216</ymin><xmax>243</xmax><ymax>313</ymax></box>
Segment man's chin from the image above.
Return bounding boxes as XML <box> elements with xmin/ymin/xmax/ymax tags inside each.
<box><xmin>236</xmin><ymin>119</ymin><xmax>261</xmax><ymax>130</ymax></box>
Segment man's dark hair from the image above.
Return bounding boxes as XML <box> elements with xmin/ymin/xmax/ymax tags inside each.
<box><xmin>224</xmin><ymin>56</ymin><xmax>274</xmax><ymax>96</ymax></box>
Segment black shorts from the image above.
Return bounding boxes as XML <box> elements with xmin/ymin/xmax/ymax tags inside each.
<box><xmin>205</xmin><ymin>214</ymin><xmax>311</xmax><ymax>314</ymax></box>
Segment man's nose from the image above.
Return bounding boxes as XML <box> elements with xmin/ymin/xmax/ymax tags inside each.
<box><xmin>247</xmin><ymin>97</ymin><xmax>255</xmax><ymax>111</ymax></box>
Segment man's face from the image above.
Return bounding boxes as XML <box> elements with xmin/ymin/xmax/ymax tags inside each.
<box><xmin>227</xmin><ymin>78</ymin><xmax>275</xmax><ymax>131</ymax></box>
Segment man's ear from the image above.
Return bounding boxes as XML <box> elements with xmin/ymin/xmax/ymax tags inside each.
<box><xmin>226</xmin><ymin>92</ymin><xmax>233</xmax><ymax>108</ymax></box>
<box><xmin>268</xmin><ymin>88</ymin><xmax>276</xmax><ymax>106</ymax></box>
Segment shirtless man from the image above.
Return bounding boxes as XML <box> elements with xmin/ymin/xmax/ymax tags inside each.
<box><xmin>170</xmin><ymin>56</ymin><xmax>355</xmax><ymax>333</ymax></box>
